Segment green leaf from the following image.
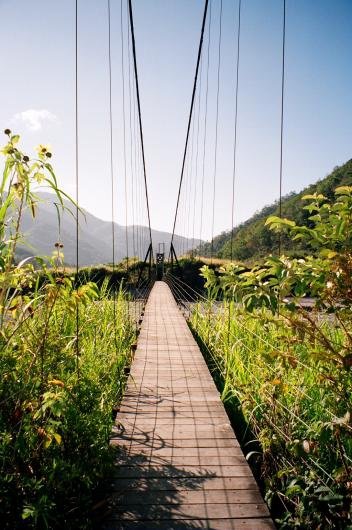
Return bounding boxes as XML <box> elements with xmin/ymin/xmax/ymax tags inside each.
<box><xmin>0</xmin><ymin>193</ymin><xmax>13</xmax><ymax>224</ymax></box>
<box><xmin>34</xmin><ymin>172</ymin><xmax>45</xmax><ymax>183</ymax></box>
<box><xmin>265</xmin><ymin>216</ymin><xmax>296</xmax><ymax>228</ymax></box>
<box><xmin>319</xmin><ymin>249</ymin><xmax>337</xmax><ymax>258</ymax></box>
<box><xmin>335</xmin><ymin>185</ymin><xmax>352</xmax><ymax>196</ymax></box>
<box><xmin>286</xmin><ymin>484</ymin><xmax>303</xmax><ymax>497</ymax></box>
<box><xmin>302</xmin><ymin>193</ymin><xmax>326</xmax><ymax>200</ymax></box>
<box><xmin>0</xmin><ymin>158</ymin><xmax>15</xmax><ymax>194</ymax></box>
<box><xmin>44</xmin><ymin>437</ymin><xmax>52</xmax><ymax>449</ymax></box>
<box><xmin>22</xmin><ymin>506</ymin><xmax>35</xmax><ymax>520</ymax></box>
<box><xmin>11</xmin><ymin>134</ymin><xmax>20</xmax><ymax>144</ymax></box>
<box><xmin>53</xmin><ymin>432</ymin><xmax>62</xmax><ymax>445</ymax></box>
<box><xmin>336</xmin><ymin>218</ymin><xmax>346</xmax><ymax>237</ymax></box>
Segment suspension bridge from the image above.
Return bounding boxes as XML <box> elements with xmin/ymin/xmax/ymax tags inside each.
<box><xmin>89</xmin><ymin>0</ymin><xmax>288</xmax><ymax>527</ymax></box>
<box><xmin>107</xmin><ymin>282</ymin><xmax>273</xmax><ymax>529</ymax></box>
<box><xmin>1</xmin><ymin>0</ymin><xmax>350</xmax><ymax>526</ymax></box>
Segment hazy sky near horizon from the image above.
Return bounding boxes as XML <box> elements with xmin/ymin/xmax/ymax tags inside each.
<box><xmin>1</xmin><ymin>0</ymin><xmax>351</xmax><ymax>242</ymax></box>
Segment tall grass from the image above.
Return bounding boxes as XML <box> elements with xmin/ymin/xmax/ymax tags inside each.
<box><xmin>0</xmin><ymin>132</ymin><xmax>136</xmax><ymax>528</ymax></box>
<box><xmin>1</xmin><ymin>275</ymin><xmax>135</xmax><ymax>529</ymax></box>
<box><xmin>190</xmin><ymin>299</ymin><xmax>351</xmax><ymax>528</ymax></box>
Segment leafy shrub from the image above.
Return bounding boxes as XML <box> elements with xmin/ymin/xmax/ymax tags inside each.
<box><xmin>193</xmin><ymin>188</ymin><xmax>352</xmax><ymax>528</ymax></box>
<box><xmin>0</xmin><ymin>132</ymin><xmax>135</xmax><ymax>528</ymax></box>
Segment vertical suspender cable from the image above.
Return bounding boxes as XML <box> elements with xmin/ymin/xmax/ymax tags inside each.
<box><xmin>107</xmin><ymin>0</ymin><xmax>117</xmax><ymax>346</ymax></box>
<box><xmin>108</xmin><ymin>0</ymin><xmax>115</xmax><ymax>272</ymax></box>
<box><xmin>131</xmin><ymin>55</ymin><xmax>138</xmax><ymax>257</ymax></box>
<box><xmin>170</xmin><ymin>0</ymin><xmax>209</xmax><ymax>255</ymax></box>
<box><xmin>277</xmin><ymin>0</ymin><xmax>286</xmax><ymax>318</ymax></box>
<box><xmin>180</xmin><ymin>155</ymin><xmax>187</xmax><ymax>256</ymax></box>
<box><xmin>139</xmin><ymin>145</ymin><xmax>144</xmax><ymax>259</ymax></box>
<box><xmin>136</xmin><ymin>134</ymin><xmax>143</xmax><ymax>258</ymax></box>
<box><xmin>199</xmin><ymin>1</ymin><xmax>212</xmax><ymax>257</ymax></box>
<box><xmin>210</xmin><ymin>0</ymin><xmax>223</xmax><ymax>262</ymax></box>
<box><xmin>278</xmin><ymin>0</ymin><xmax>286</xmax><ymax>256</ymax></box>
<box><xmin>186</xmin><ymin>107</ymin><xmax>196</xmax><ymax>253</ymax></box>
<box><xmin>120</xmin><ymin>0</ymin><xmax>129</xmax><ymax>270</ymax></box>
<box><xmin>191</xmin><ymin>56</ymin><xmax>203</xmax><ymax>253</ymax></box>
<box><xmin>230</xmin><ymin>0</ymin><xmax>241</xmax><ymax>262</ymax></box>
<box><xmin>75</xmin><ymin>0</ymin><xmax>80</xmax><ymax>375</ymax></box>
<box><xmin>227</xmin><ymin>0</ymin><xmax>242</xmax><ymax>376</ymax></box>
<box><xmin>132</xmin><ymin>70</ymin><xmax>141</xmax><ymax>260</ymax></box>
<box><xmin>128</xmin><ymin>0</ymin><xmax>153</xmax><ymax>259</ymax></box>
<box><xmin>127</xmin><ymin>23</ymin><xmax>136</xmax><ymax>258</ymax></box>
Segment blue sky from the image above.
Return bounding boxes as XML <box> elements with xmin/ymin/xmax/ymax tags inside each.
<box><xmin>1</xmin><ymin>0</ymin><xmax>351</xmax><ymax>242</ymax></box>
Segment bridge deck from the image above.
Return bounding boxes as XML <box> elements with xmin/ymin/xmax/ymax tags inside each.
<box><xmin>106</xmin><ymin>281</ymin><xmax>274</xmax><ymax>530</ymax></box>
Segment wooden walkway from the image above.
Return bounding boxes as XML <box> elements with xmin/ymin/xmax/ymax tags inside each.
<box><xmin>105</xmin><ymin>282</ymin><xmax>274</xmax><ymax>530</ymax></box>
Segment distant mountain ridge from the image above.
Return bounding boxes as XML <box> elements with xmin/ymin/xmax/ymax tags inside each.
<box><xmin>198</xmin><ymin>159</ymin><xmax>352</xmax><ymax>262</ymax></box>
<box><xmin>18</xmin><ymin>192</ymin><xmax>201</xmax><ymax>266</ymax></box>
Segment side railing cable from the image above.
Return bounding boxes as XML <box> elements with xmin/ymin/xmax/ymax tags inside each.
<box><xmin>128</xmin><ymin>273</ymin><xmax>156</xmax><ymax>331</ymax></box>
<box><xmin>164</xmin><ymin>271</ymin><xmax>208</xmax><ymax>318</ymax></box>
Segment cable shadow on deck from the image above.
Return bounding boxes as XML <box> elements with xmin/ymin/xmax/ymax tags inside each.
<box><xmin>98</xmin><ymin>444</ymin><xmax>217</xmax><ymax>530</ymax></box>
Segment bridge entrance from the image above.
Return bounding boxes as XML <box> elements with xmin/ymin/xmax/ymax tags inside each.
<box><xmin>156</xmin><ymin>242</ymin><xmax>165</xmax><ymax>280</ymax></box>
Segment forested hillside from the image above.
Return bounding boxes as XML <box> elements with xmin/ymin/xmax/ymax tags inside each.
<box><xmin>198</xmin><ymin>159</ymin><xmax>352</xmax><ymax>262</ymax></box>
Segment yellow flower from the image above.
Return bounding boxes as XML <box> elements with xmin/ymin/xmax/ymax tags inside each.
<box><xmin>35</xmin><ymin>144</ymin><xmax>52</xmax><ymax>158</ymax></box>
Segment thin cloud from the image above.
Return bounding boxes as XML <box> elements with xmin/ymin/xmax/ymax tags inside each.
<box><xmin>13</xmin><ymin>109</ymin><xmax>58</xmax><ymax>132</ymax></box>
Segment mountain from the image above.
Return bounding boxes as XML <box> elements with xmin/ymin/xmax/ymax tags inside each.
<box><xmin>17</xmin><ymin>193</ymin><xmax>201</xmax><ymax>266</ymax></box>
<box><xmin>197</xmin><ymin>159</ymin><xmax>352</xmax><ymax>262</ymax></box>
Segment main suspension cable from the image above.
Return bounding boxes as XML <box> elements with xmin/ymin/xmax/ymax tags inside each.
<box><xmin>128</xmin><ymin>0</ymin><xmax>153</xmax><ymax>257</ymax></box>
<box><xmin>170</xmin><ymin>0</ymin><xmax>209</xmax><ymax>255</ymax></box>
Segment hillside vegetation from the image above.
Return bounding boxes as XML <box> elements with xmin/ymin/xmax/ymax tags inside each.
<box><xmin>199</xmin><ymin>159</ymin><xmax>352</xmax><ymax>261</ymax></box>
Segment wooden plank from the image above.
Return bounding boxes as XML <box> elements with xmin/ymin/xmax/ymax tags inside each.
<box><xmin>114</xmin><ymin>455</ymin><xmax>248</xmax><ymax>467</ymax></box>
<box><xmin>110</xmin><ymin>476</ymin><xmax>260</xmax><ymax>492</ymax></box>
<box><xmin>112</xmin><ymin>465</ymin><xmax>254</xmax><ymax>479</ymax></box>
<box><xmin>118</xmin><ymin>416</ymin><xmax>231</xmax><ymax>424</ymax></box>
<box><xmin>103</xmin><ymin>519</ymin><xmax>274</xmax><ymax>530</ymax></box>
<box><xmin>117</xmin><ymin>446</ymin><xmax>244</xmax><ymax>458</ymax></box>
<box><xmin>104</xmin><ymin>282</ymin><xmax>274</xmax><ymax>529</ymax></box>
<box><xmin>112</xmin><ymin>437</ymin><xmax>241</xmax><ymax>449</ymax></box>
<box><xmin>108</xmin><ymin>502</ymin><xmax>270</xmax><ymax>519</ymax></box>
<box><xmin>112</xmin><ymin>489</ymin><xmax>264</xmax><ymax>505</ymax></box>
